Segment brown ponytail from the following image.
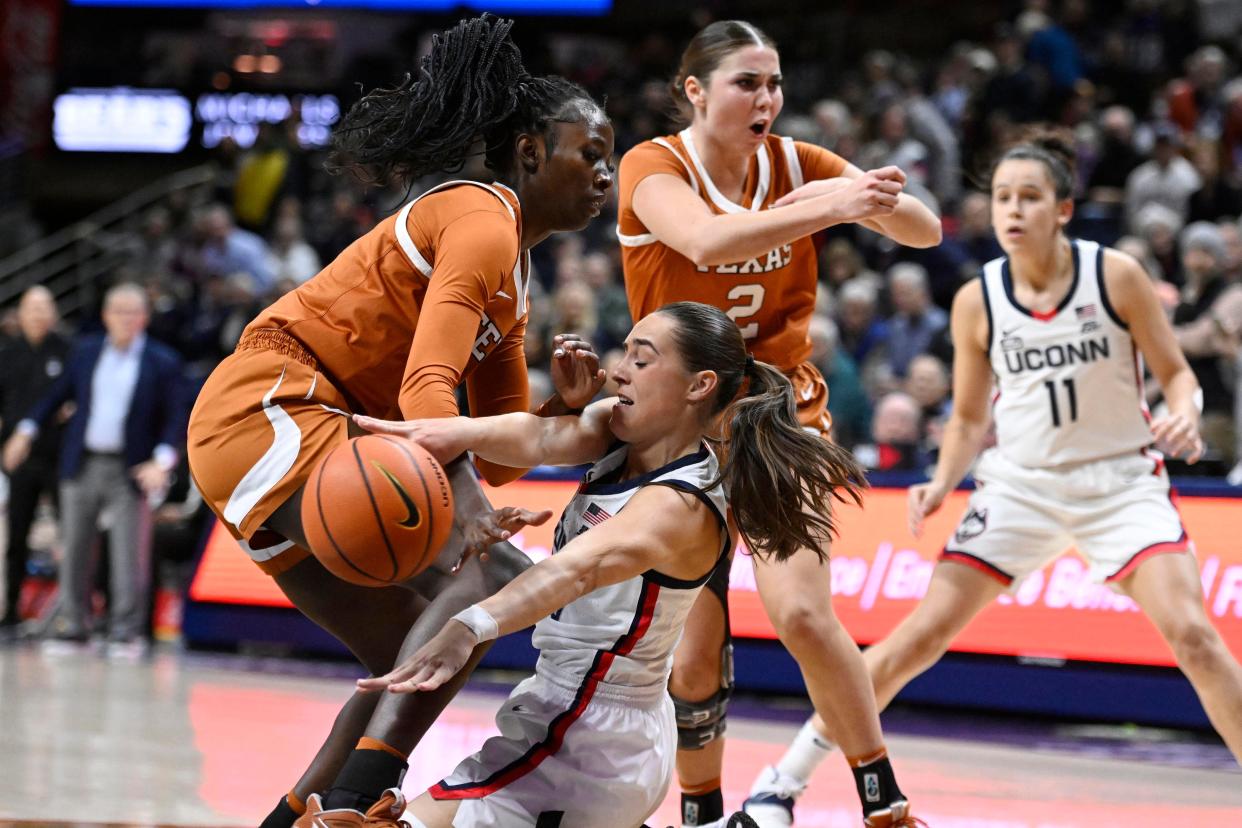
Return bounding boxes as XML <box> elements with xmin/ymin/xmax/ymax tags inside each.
<box><xmin>655</xmin><ymin>301</ymin><xmax>866</xmax><ymax>564</ymax></box>
<box><xmin>718</xmin><ymin>358</ymin><xmax>866</xmax><ymax>563</ymax></box>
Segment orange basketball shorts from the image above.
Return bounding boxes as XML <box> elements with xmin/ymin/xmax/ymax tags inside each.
<box><xmin>188</xmin><ymin>330</ymin><xmax>351</xmax><ymax>575</ymax></box>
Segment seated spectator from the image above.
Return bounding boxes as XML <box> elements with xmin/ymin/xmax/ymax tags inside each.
<box><xmin>265</xmin><ymin>215</ymin><xmax>321</xmax><ymax>285</ymax></box>
<box><xmin>194</xmin><ymin>204</ymin><xmax>276</xmax><ymax>294</ymax></box>
<box><xmin>808</xmin><ymin>314</ymin><xmax>870</xmax><ymax>450</ymax></box>
<box><xmin>835</xmin><ymin>279</ymin><xmax>889</xmax><ymax>386</ymax></box>
<box><xmin>854</xmin><ymin>391</ymin><xmax>926</xmax><ymax>472</ymax></box>
<box><xmin>1125</xmin><ymin>124</ymin><xmax>1201</xmax><ymax>234</ymax></box>
<box><xmin>904</xmin><ymin>353</ymin><xmax>951</xmax><ymax>423</ymax></box>
<box><xmin>1087</xmin><ymin>106</ymin><xmax>1144</xmax><ymax>206</ymax></box>
<box><xmin>1172</xmin><ymin>222</ymin><xmax>1242</xmax><ymax>467</ymax></box>
<box><xmin>885</xmin><ymin>262</ymin><xmax>948</xmax><ymax>379</ymax></box>
<box><xmin>1187</xmin><ymin>139</ymin><xmax>1242</xmax><ymax>224</ymax></box>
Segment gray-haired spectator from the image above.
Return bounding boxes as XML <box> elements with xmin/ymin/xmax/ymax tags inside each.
<box><xmin>1173</xmin><ymin>222</ymin><xmax>1242</xmax><ymax>467</ymax></box>
<box><xmin>808</xmin><ymin>314</ymin><xmax>871</xmax><ymax>450</ymax></box>
<box><xmin>1125</xmin><ymin>124</ymin><xmax>1202</xmax><ymax>233</ymax></box>
<box><xmin>836</xmin><ymin>279</ymin><xmax>889</xmax><ymax>373</ymax></box>
<box><xmin>885</xmin><ymin>262</ymin><xmax>947</xmax><ymax>378</ymax></box>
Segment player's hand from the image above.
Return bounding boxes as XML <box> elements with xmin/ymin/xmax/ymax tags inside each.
<box><xmin>772</xmin><ymin>177</ymin><xmax>853</xmax><ymax>208</ymax></box>
<box><xmin>907</xmin><ymin>481</ymin><xmax>948</xmax><ymax>537</ymax></box>
<box><xmin>454</xmin><ymin>506</ymin><xmax>553</xmax><ymax>572</ymax></box>
<box><xmin>1150</xmin><ymin>413</ymin><xmax>1203</xmax><ymax>464</ymax></box>
<box><xmin>550</xmin><ymin>334</ymin><xmax>606</xmax><ymax>411</ymax></box>
<box><xmin>2</xmin><ymin>433</ymin><xmax>32</xmax><ymax>473</ymax></box>
<box><xmin>356</xmin><ymin>619</ymin><xmax>480</xmax><ymax>694</ymax></box>
<box><xmin>836</xmin><ymin>166</ymin><xmax>906</xmax><ymax>223</ymax></box>
<box><xmin>354</xmin><ymin>415</ymin><xmax>475</xmax><ymax>465</ymax></box>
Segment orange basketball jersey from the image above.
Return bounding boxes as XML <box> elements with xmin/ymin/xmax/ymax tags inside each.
<box><xmin>245</xmin><ymin>180</ymin><xmax>533</xmax><ymax>423</ymax></box>
<box><xmin>618</xmin><ymin>131</ymin><xmax>846</xmax><ymax>373</ymax></box>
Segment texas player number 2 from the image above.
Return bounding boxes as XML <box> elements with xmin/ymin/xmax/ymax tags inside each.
<box><xmin>726</xmin><ymin>284</ymin><xmax>766</xmax><ymax>340</ymax></box>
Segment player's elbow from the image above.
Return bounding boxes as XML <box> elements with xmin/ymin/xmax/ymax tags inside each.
<box><xmin>912</xmin><ymin>220</ymin><xmax>943</xmax><ymax>248</ymax></box>
<box><xmin>476</xmin><ymin>459</ymin><xmax>528</xmax><ymax>487</ymax></box>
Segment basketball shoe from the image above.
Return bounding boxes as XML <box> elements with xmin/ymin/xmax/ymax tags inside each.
<box><xmin>740</xmin><ymin>765</ymin><xmax>805</xmax><ymax>827</ymax></box>
<box><xmin>863</xmin><ymin>800</ymin><xmax>927</xmax><ymax>827</ymax></box>
<box><xmin>294</xmin><ymin>788</ymin><xmax>408</xmax><ymax>828</ymax></box>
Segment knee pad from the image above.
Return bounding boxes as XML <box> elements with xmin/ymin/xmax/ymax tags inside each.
<box><xmin>671</xmin><ymin>643</ymin><xmax>734</xmax><ymax>751</ymax></box>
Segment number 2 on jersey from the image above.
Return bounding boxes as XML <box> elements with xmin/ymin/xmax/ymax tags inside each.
<box><xmin>1044</xmin><ymin>378</ymin><xmax>1078</xmax><ymax>427</ymax></box>
<box><xmin>726</xmin><ymin>284</ymin><xmax>765</xmax><ymax>340</ymax></box>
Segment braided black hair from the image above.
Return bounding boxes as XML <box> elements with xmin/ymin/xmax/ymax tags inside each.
<box><xmin>328</xmin><ymin>14</ymin><xmax>600</xmax><ymax>187</ymax></box>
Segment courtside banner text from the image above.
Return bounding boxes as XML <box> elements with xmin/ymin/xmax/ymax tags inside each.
<box><xmin>189</xmin><ymin>482</ymin><xmax>1242</xmax><ymax>667</ymax></box>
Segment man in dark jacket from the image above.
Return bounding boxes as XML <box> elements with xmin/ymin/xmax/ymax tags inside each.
<box><xmin>3</xmin><ymin>283</ymin><xmax>187</xmax><ymax>654</ymax></box>
<box><xmin>0</xmin><ymin>287</ymin><xmax>70</xmax><ymax>635</ymax></box>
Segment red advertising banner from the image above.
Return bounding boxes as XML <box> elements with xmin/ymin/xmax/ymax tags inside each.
<box><xmin>189</xmin><ymin>482</ymin><xmax>1242</xmax><ymax>668</ymax></box>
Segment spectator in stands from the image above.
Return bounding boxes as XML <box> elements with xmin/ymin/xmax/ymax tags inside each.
<box><xmin>265</xmin><ymin>214</ymin><xmax>322</xmax><ymax>286</ymax></box>
<box><xmin>808</xmin><ymin>313</ymin><xmax>870</xmax><ymax>450</ymax></box>
<box><xmin>885</xmin><ymin>262</ymin><xmax>948</xmax><ymax>379</ymax></box>
<box><xmin>854</xmin><ymin>391</ymin><xmax>926</xmax><ymax>472</ymax></box>
<box><xmin>835</xmin><ymin>279</ymin><xmax>889</xmax><ymax>385</ymax></box>
<box><xmin>1173</xmin><ymin>222</ymin><xmax>1242</xmax><ymax>468</ymax></box>
<box><xmin>1086</xmin><ymin>106</ymin><xmax>1144</xmax><ymax>207</ymax></box>
<box><xmin>0</xmin><ymin>287</ymin><xmax>69</xmax><ymax>637</ymax></box>
<box><xmin>195</xmin><ymin>204</ymin><xmax>276</xmax><ymax>294</ymax></box>
<box><xmin>904</xmin><ymin>353</ymin><xmax>951</xmax><ymax>425</ymax></box>
<box><xmin>2</xmin><ymin>283</ymin><xmax>187</xmax><ymax>657</ymax></box>
<box><xmin>1126</xmin><ymin>124</ymin><xmax>1201</xmax><ymax>233</ymax></box>
<box><xmin>1167</xmin><ymin>46</ymin><xmax>1230</xmax><ymax>140</ymax></box>
<box><xmin>1187</xmin><ymin>140</ymin><xmax>1242</xmax><ymax>223</ymax></box>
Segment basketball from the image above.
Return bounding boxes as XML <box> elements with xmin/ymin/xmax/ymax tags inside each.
<box><xmin>301</xmin><ymin>434</ymin><xmax>454</xmax><ymax>586</ymax></box>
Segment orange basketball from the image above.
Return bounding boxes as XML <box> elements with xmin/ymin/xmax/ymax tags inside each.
<box><xmin>301</xmin><ymin>434</ymin><xmax>454</xmax><ymax>586</ymax></box>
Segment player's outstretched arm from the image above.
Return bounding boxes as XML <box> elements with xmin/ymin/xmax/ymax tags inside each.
<box><xmin>355</xmin><ymin>397</ymin><xmax>615</xmax><ymax>471</ymax></box>
<box><xmin>358</xmin><ymin>485</ymin><xmax>721</xmax><ymax>693</ymax></box>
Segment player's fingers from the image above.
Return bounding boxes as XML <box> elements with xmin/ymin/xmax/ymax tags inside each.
<box><xmin>353</xmin><ymin>414</ymin><xmax>405</xmax><ymax>434</ymax></box>
<box><xmin>1186</xmin><ymin>438</ymin><xmax>1204</xmax><ymax>464</ymax></box>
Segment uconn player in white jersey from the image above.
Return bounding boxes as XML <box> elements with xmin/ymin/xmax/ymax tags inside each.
<box><xmin>748</xmin><ymin>131</ymin><xmax>1242</xmax><ymax>825</ymax></box>
<box><xmin>316</xmin><ymin>302</ymin><xmax>865</xmax><ymax>828</ymax></box>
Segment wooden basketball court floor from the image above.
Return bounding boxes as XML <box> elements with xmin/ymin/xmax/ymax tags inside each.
<box><xmin>1</xmin><ymin>644</ymin><xmax>1239</xmax><ymax>828</ymax></box>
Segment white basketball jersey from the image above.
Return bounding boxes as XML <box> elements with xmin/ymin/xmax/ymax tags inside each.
<box><xmin>982</xmin><ymin>239</ymin><xmax>1153</xmax><ymax>468</ymax></box>
<box><xmin>532</xmin><ymin>443</ymin><xmax>729</xmax><ymax>695</ymax></box>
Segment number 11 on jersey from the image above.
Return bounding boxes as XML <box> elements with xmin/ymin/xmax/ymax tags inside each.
<box><xmin>1044</xmin><ymin>378</ymin><xmax>1078</xmax><ymax>427</ymax></box>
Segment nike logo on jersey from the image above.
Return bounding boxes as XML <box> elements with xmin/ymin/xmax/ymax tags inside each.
<box><xmin>495</xmin><ymin>289</ymin><xmax>512</xmax><ymax>301</ymax></box>
<box><xmin>372</xmin><ymin>462</ymin><xmax>422</xmax><ymax>529</ymax></box>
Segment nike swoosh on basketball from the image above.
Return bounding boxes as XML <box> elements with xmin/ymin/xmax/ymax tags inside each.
<box><xmin>372</xmin><ymin>462</ymin><xmax>422</xmax><ymax>529</ymax></box>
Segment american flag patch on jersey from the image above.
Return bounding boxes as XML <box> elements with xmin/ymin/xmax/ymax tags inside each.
<box><xmin>582</xmin><ymin>503</ymin><xmax>612</xmax><ymax>526</ymax></box>
<box><xmin>1075</xmin><ymin>304</ymin><xmax>1097</xmax><ymax>319</ymax></box>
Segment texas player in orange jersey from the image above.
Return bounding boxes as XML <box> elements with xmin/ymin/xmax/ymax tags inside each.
<box><xmin>618</xmin><ymin>20</ymin><xmax>939</xmax><ymax>828</ymax></box>
<box><xmin>185</xmin><ymin>16</ymin><xmax>612</xmax><ymax>828</ymax></box>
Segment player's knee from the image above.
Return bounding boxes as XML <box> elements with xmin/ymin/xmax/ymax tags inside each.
<box><xmin>670</xmin><ymin>658</ymin><xmax>721</xmax><ymax>702</ymax></box>
<box><xmin>672</xmin><ymin>687</ymin><xmax>730</xmax><ymax>751</ymax></box>
<box><xmin>769</xmin><ymin>600</ymin><xmax>835</xmax><ymax>652</ymax></box>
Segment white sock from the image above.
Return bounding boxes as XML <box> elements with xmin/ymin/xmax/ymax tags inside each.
<box><xmin>775</xmin><ymin>719</ymin><xmax>836</xmax><ymax>784</ymax></box>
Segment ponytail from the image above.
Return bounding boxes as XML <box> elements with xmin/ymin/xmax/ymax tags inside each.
<box><xmin>718</xmin><ymin>359</ymin><xmax>867</xmax><ymax>563</ymax></box>
<box><xmin>654</xmin><ymin>300</ymin><xmax>866</xmax><ymax>563</ymax></box>
<box><xmin>328</xmin><ymin>14</ymin><xmax>599</xmax><ymax>187</ymax></box>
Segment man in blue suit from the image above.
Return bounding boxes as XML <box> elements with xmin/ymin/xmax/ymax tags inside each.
<box><xmin>3</xmin><ymin>283</ymin><xmax>187</xmax><ymax>655</ymax></box>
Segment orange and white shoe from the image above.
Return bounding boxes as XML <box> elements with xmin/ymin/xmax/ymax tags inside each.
<box><xmin>294</xmin><ymin>789</ymin><xmax>409</xmax><ymax>828</ymax></box>
<box><xmin>863</xmin><ymin>800</ymin><xmax>927</xmax><ymax>827</ymax></box>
